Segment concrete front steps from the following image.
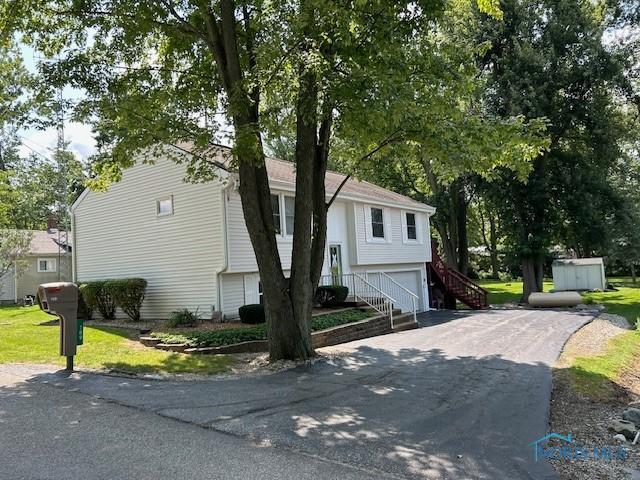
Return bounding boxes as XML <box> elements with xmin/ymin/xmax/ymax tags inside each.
<box><xmin>353</xmin><ymin>303</ymin><xmax>419</xmax><ymax>333</ymax></box>
<box><xmin>392</xmin><ymin>312</ymin><xmax>419</xmax><ymax>333</ymax></box>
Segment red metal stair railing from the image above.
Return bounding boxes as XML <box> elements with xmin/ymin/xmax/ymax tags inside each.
<box><xmin>428</xmin><ymin>244</ymin><xmax>489</xmax><ymax>310</ymax></box>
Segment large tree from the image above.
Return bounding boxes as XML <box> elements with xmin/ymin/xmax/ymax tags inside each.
<box><xmin>10</xmin><ymin>0</ymin><xmax>511</xmax><ymax>359</ymax></box>
<box><xmin>328</xmin><ymin>0</ymin><xmax>548</xmax><ymax>275</ymax></box>
<box><xmin>477</xmin><ymin>0</ymin><xmax>638</xmax><ymax>301</ymax></box>
<box><xmin>5</xmin><ymin>148</ymin><xmax>87</xmax><ymax>230</ymax></box>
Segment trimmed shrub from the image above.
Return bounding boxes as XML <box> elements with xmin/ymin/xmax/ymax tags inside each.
<box><xmin>79</xmin><ymin>281</ymin><xmax>116</xmax><ymax>320</ymax></box>
<box><xmin>238</xmin><ymin>304</ymin><xmax>265</xmax><ymax>324</ymax></box>
<box><xmin>315</xmin><ymin>285</ymin><xmax>349</xmax><ymax>307</ymax></box>
<box><xmin>166</xmin><ymin>308</ymin><xmax>201</xmax><ymax>328</ymax></box>
<box><xmin>104</xmin><ymin>278</ymin><xmax>147</xmax><ymax>321</ymax></box>
<box><xmin>77</xmin><ymin>290</ymin><xmax>93</xmax><ymax>320</ymax></box>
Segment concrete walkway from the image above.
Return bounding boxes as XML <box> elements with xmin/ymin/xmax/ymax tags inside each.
<box><xmin>0</xmin><ymin>309</ymin><xmax>593</xmax><ymax>479</ymax></box>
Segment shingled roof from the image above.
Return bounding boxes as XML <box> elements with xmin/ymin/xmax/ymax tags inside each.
<box><xmin>175</xmin><ymin>143</ymin><xmax>434</xmax><ymax>212</ymax></box>
<box><xmin>18</xmin><ymin>230</ymin><xmax>72</xmax><ymax>255</ymax></box>
<box><xmin>264</xmin><ymin>157</ymin><xmax>432</xmax><ymax>211</ymax></box>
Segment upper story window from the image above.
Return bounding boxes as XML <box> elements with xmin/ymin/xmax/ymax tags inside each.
<box><xmin>406</xmin><ymin>212</ymin><xmax>417</xmax><ymax>240</ymax></box>
<box><xmin>156</xmin><ymin>196</ymin><xmax>173</xmax><ymax>216</ymax></box>
<box><xmin>37</xmin><ymin>258</ymin><xmax>56</xmax><ymax>273</ymax></box>
<box><xmin>271</xmin><ymin>194</ymin><xmax>281</xmax><ymax>234</ymax></box>
<box><xmin>371</xmin><ymin>207</ymin><xmax>385</xmax><ymax>239</ymax></box>
<box><xmin>284</xmin><ymin>196</ymin><xmax>295</xmax><ymax>235</ymax></box>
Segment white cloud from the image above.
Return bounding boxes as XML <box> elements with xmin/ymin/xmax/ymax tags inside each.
<box><xmin>18</xmin><ymin>122</ymin><xmax>97</xmax><ymax>162</ymax></box>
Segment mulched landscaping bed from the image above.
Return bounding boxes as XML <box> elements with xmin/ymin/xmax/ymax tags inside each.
<box><xmin>149</xmin><ymin>308</ymin><xmax>371</xmax><ymax>349</ymax></box>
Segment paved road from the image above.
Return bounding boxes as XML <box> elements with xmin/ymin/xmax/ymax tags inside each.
<box><xmin>0</xmin><ymin>309</ymin><xmax>593</xmax><ymax>479</ymax></box>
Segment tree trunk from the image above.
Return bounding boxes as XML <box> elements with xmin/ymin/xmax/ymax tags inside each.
<box><xmin>489</xmin><ymin>213</ymin><xmax>499</xmax><ymax>279</ymax></box>
<box><xmin>454</xmin><ymin>182</ymin><xmax>469</xmax><ymax>275</ymax></box>
<box><xmin>521</xmin><ymin>256</ymin><xmax>543</xmax><ymax>303</ymax></box>
<box><xmin>632</xmin><ymin>263</ymin><xmax>636</xmax><ymax>284</ymax></box>
<box><xmin>434</xmin><ymin>222</ymin><xmax>457</xmax><ymax>269</ymax></box>
<box><xmin>210</xmin><ymin>0</ymin><xmax>323</xmax><ymax>360</ymax></box>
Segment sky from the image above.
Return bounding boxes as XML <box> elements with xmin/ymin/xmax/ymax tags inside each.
<box><xmin>18</xmin><ymin>44</ymin><xmax>97</xmax><ymax>163</ymax></box>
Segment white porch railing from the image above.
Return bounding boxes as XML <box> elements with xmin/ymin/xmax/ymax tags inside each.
<box><xmin>365</xmin><ymin>271</ymin><xmax>418</xmax><ymax>324</ymax></box>
<box><xmin>318</xmin><ymin>273</ymin><xmax>397</xmax><ymax>328</ymax></box>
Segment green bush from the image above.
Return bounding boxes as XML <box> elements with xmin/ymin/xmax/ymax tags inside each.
<box><xmin>315</xmin><ymin>285</ymin><xmax>349</xmax><ymax>307</ymax></box>
<box><xmin>166</xmin><ymin>308</ymin><xmax>201</xmax><ymax>328</ymax></box>
<box><xmin>77</xmin><ymin>291</ymin><xmax>93</xmax><ymax>320</ymax></box>
<box><xmin>152</xmin><ymin>324</ymin><xmax>267</xmax><ymax>347</ymax></box>
<box><xmin>311</xmin><ymin>309</ymin><xmax>369</xmax><ymax>331</ymax></box>
<box><xmin>104</xmin><ymin>278</ymin><xmax>147</xmax><ymax>321</ymax></box>
<box><xmin>79</xmin><ymin>281</ymin><xmax>116</xmax><ymax>320</ymax></box>
<box><xmin>238</xmin><ymin>304</ymin><xmax>265</xmax><ymax>324</ymax></box>
<box><xmin>150</xmin><ymin>308</ymin><xmax>371</xmax><ymax>348</ymax></box>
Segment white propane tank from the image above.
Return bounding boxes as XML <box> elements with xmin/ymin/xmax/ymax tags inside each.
<box><xmin>528</xmin><ymin>291</ymin><xmax>582</xmax><ymax>308</ymax></box>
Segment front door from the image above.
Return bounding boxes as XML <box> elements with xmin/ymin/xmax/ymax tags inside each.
<box><xmin>329</xmin><ymin>244</ymin><xmax>343</xmax><ymax>285</ymax></box>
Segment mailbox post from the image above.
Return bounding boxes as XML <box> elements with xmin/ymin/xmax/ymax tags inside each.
<box><xmin>37</xmin><ymin>282</ymin><xmax>80</xmax><ymax>371</ymax></box>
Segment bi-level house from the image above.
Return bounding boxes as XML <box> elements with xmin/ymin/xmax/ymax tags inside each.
<box><xmin>71</xmin><ymin>145</ymin><xmax>435</xmax><ymax>320</ymax></box>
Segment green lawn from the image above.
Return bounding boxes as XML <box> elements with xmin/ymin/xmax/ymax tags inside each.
<box><xmin>0</xmin><ymin>305</ymin><xmax>232</xmax><ymax>374</ymax></box>
<box><xmin>581</xmin><ymin>277</ymin><xmax>640</xmax><ymax>326</ymax></box>
<box><xmin>478</xmin><ymin>277</ymin><xmax>640</xmax><ymax>326</ymax></box>
<box><xmin>568</xmin><ymin>329</ymin><xmax>640</xmax><ymax>400</ymax></box>
<box><xmin>477</xmin><ymin>279</ymin><xmax>554</xmax><ymax>305</ymax></box>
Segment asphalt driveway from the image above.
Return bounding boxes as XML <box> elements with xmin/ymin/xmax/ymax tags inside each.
<box><xmin>1</xmin><ymin>308</ymin><xmax>593</xmax><ymax>479</ymax></box>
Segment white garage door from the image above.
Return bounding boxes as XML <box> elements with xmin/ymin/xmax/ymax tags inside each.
<box><xmin>386</xmin><ymin>270</ymin><xmax>424</xmax><ymax>313</ymax></box>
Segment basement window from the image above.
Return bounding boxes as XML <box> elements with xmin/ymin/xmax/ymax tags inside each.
<box><xmin>156</xmin><ymin>196</ymin><xmax>174</xmax><ymax>216</ymax></box>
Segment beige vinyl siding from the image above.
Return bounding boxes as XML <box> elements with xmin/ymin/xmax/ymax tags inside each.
<box><xmin>220</xmin><ymin>273</ymin><xmax>246</xmax><ymax>319</ymax></box>
<box><xmin>74</xmin><ymin>156</ymin><xmax>225</xmax><ymax>319</ymax></box>
<box><xmin>226</xmin><ymin>188</ymin><xmax>293</xmax><ymax>272</ymax></box>
<box><xmin>353</xmin><ymin>203</ymin><xmax>429</xmax><ymax>265</ymax></box>
<box><xmin>16</xmin><ymin>255</ymin><xmax>72</xmax><ymax>300</ymax></box>
<box><xmin>227</xmin><ymin>189</ymin><xmax>431</xmax><ymax>272</ymax></box>
<box><xmin>0</xmin><ymin>266</ymin><xmax>15</xmax><ymax>302</ymax></box>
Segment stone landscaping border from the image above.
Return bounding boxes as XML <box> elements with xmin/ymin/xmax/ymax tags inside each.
<box><xmin>139</xmin><ymin>314</ymin><xmax>394</xmax><ymax>355</ymax></box>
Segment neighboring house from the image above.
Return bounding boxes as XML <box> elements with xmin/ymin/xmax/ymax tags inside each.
<box><xmin>71</xmin><ymin>145</ymin><xmax>436</xmax><ymax>320</ymax></box>
<box><xmin>0</xmin><ymin>230</ymin><xmax>72</xmax><ymax>304</ymax></box>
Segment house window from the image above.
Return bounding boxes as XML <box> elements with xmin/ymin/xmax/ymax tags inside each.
<box><xmin>156</xmin><ymin>196</ymin><xmax>173</xmax><ymax>216</ymax></box>
<box><xmin>371</xmin><ymin>207</ymin><xmax>385</xmax><ymax>239</ymax></box>
<box><xmin>284</xmin><ymin>196</ymin><xmax>295</xmax><ymax>235</ymax></box>
<box><xmin>37</xmin><ymin>258</ymin><xmax>56</xmax><ymax>273</ymax></box>
<box><xmin>258</xmin><ymin>282</ymin><xmax>264</xmax><ymax>305</ymax></box>
<box><xmin>406</xmin><ymin>212</ymin><xmax>417</xmax><ymax>240</ymax></box>
<box><xmin>271</xmin><ymin>194</ymin><xmax>281</xmax><ymax>234</ymax></box>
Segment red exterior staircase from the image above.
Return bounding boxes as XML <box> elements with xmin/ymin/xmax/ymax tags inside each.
<box><xmin>427</xmin><ymin>244</ymin><xmax>489</xmax><ymax>310</ymax></box>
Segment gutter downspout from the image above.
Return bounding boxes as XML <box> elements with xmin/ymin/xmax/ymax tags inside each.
<box><xmin>215</xmin><ymin>181</ymin><xmax>233</xmax><ymax>317</ymax></box>
<box><xmin>71</xmin><ymin>210</ymin><xmax>78</xmax><ymax>283</ymax></box>
<box><xmin>13</xmin><ymin>262</ymin><xmax>17</xmax><ymax>304</ymax></box>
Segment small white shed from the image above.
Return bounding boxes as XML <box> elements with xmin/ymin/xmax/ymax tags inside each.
<box><xmin>552</xmin><ymin>258</ymin><xmax>606</xmax><ymax>291</ymax></box>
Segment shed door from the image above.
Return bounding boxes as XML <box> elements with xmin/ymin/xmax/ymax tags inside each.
<box><xmin>586</xmin><ymin>265</ymin><xmax>603</xmax><ymax>290</ymax></box>
<box><xmin>387</xmin><ymin>270</ymin><xmax>424</xmax><ymax>313</ymax></box>
<box><xmin>574</xmin><ymin>267</ymin><xmax>585</xmax><ymax>290</ymax></box>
